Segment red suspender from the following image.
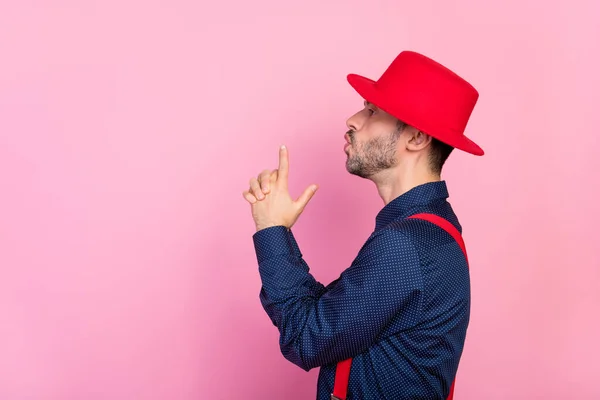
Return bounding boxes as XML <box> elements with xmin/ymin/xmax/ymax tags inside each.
<box><xmin>331</xmin><ymin>213</ymin><xmax>469</xmax><ymax>400</ymax></box>
<box><xmin>332</xmin><ymin>359</ymin><xmax>353</xmax><ymax>400</ymax></box>
<box><xmin>409</xmin><ymin>213</ymin><xmax>468</xmax><ymax>266</ymax></box>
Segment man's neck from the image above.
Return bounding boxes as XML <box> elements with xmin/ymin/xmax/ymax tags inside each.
<box><xmin>373</xmin><ymin>168</ymin><xmax>441</xmax><ymax>205</ymax></box>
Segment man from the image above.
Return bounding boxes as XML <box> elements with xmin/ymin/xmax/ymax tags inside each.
<box><xmin>242</xmin><ymin>51</ymin><xmax>483</xmax><ymax>399</ymax></box>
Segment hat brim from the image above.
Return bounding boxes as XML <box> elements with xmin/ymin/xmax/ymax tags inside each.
<box><xmin>347</xmin><ymin>73</ymin><xmax>484</xmax><ymax>156</ymax></box>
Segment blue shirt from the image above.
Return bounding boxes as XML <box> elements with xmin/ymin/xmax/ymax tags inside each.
<box><xmin>252</xmin><ymin>181</ymin><xmax>470</xmax><ymax>399</ymax></box>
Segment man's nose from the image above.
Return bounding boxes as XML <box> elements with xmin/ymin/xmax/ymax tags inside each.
<box><xmin>346</xmin><ymin>110</ymin><xmax>363</xmax><ymax>132</ymax></box>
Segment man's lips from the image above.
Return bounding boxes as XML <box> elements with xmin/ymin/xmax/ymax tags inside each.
<box><xmin>344</xmin><ymin>132</ymin><xmax>352</xmax><ymax>152</ymax></box>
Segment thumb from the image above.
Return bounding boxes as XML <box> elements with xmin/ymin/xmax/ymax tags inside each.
<box><xmin>295</xmin><ymin>184</ymin><xmax>318</xmax><ymax>211</ymax></box>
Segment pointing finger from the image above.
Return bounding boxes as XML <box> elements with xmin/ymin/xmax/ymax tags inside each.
<box><xmin>278</xmin><ymin>145</ymin><xmax>289</xmax><ymax>184</ymax></box>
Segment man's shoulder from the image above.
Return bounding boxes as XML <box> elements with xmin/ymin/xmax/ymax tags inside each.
<box><xmin>381</xmin><ymin>211</ymin><xmax>462</xmax><ymax>252</ymax></box>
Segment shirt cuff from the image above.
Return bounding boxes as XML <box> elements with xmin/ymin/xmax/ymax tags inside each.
<box><xmin>288</xmin><ymin>230</ymin><xmax>302</xmax><ymax>258</ymax></box>
<box><xmin>252</xmin><ymin>225</ymin><xmax>295</xmax><ymax>264</ymax></box>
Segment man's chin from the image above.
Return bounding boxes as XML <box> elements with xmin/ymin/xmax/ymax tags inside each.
<box><xmin>345</xmin><ymin>163</ymin><xmax>368</xmax><ymax>179</ymax></box>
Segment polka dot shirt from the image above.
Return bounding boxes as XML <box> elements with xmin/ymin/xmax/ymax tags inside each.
<box><xmin>252</xmin><ymin>181</ymin><xmax>470</xmax><ymax>399</ymax></box>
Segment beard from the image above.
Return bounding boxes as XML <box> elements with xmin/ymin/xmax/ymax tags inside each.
<box><xmin>345</xmin><ymin>129</ymin><xmax>400</xmax><ymax>178</ymax></box>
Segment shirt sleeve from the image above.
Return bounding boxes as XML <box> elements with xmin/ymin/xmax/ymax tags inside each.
<box><xmin>252</xmin><ymin>225</ymin><xmax>423</xmax><ymax>371</ymax></box>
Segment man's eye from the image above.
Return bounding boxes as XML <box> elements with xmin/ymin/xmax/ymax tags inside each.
<box><xmin>368</xmin><ymin>108</ymin><xmax>375</xmax><ymax>115</ymax></box>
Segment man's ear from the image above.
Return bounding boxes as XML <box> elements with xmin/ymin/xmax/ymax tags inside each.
<box><xmin>405</xmin><ymin>127</ymin><xmax>433</xmax><ymax>151</ymax></box>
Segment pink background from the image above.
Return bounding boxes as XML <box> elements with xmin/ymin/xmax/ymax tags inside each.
<box><xmin>1</xmin><ymin>1</ymin><xmax>599</xmax><ymax>399</ymax></box>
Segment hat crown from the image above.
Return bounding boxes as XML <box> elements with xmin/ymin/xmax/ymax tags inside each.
<box><xmin>376</xmin><ymin>51</ymin><xmax>479</xmax><ymax>136</ymax></box>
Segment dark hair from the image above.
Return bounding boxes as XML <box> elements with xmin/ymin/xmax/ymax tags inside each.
<box><xmin>396</xmin><ymin>119</ymin><xmax>453</xmax><ymax>174</ymax></box>
<box><xmin>428</xmin><ymin>137</ymin><xmax>454</xmax><ymax>175</ymax></box>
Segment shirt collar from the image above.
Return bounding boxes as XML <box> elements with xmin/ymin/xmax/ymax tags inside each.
<box><xmin>374</xmin><ymin>181</ymin><xmax>449</xmax><ymax>231</ymax></box>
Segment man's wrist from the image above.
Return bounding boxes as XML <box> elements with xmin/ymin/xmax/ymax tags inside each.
<box><xmin>256</xmin><ymin>223</ymin><xmax>288</xmax><ymax>232</ymax></box>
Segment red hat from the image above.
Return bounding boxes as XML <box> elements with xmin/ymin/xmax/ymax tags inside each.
<box><xmin>347</xmin><ymin>51</ymin><xmax>484</xmax><ymax>156</ymax></box>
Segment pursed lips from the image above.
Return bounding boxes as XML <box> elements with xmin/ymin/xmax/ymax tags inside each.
<box><xmin>344</xmin><ymin>133</ymin><xmax>352</xmax><ymax>152</ymax></box>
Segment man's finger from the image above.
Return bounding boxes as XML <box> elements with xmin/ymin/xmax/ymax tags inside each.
<box><xmin>242</xmin><ymin>190</ymin><xmax>257</xmax><ymax>204</ymax></box>
<box><xmin>258</xmin><ymin>169</ymin><xmax>271</xmax><ymax>193</ymax></box>
<box><xmin>270</xmin><ymin>169</ymin><xmax>278</xmax><ymax>182</ymax></box>
<box><xmin>278</xmin><ymin>145</ymin><xmax>289</xmax><ymax>183</ymax></box>
<box><xmin>295</xmin><ymin>184</ymin><xmax>318</xmax><ymax>211</ymax></box>
<box><xmin>249</xmin><ymin>177</ymin><xmax>264</xmax><ymax>200</ymax></box>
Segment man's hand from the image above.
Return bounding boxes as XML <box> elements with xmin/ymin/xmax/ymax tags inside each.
<box><xmin>242</xmin><ymin>145</ymin><xmax>318</xmax><ymax>232</ymax></box>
